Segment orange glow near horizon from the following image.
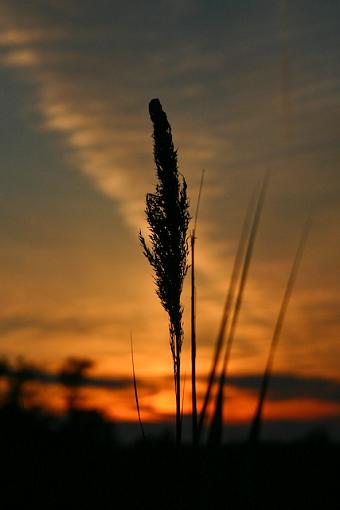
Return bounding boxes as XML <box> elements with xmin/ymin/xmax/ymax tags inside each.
<box><xmin>18</xmin><ymin>374</ymin><xmax>340</xmax><ymax>428</ymax></box>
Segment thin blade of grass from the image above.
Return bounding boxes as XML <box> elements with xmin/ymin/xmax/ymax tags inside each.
<box><xmin>181</xmin><ymin>368</ymin><xmax>187</xmax><ymax>429</ymax></box>
<box><xmin>191</xmin><ymin>169</ymin><xmax>205</xmax><ymax>446</ymax></box>
<box><xmin>197</xmin><ymin>188</ymin><xmax>257</xmax><ymax>442</ymax></box>
<box><xmin>248</xmin><ymin>218</ymin><xmax>310</xmax><ymax>445</ymax></box>
<box><xmin>193</xmin><ymin>168</ymin><xmax>205</xmax><ymax>233</ymax></box>
<box><xmin>130</xmin><ymin>332</ymin><xmax>146</xmax><ymax>441</ymax></box>
<box><xmin>208</xmin><ymin>173</ymin><xmax>269</xmax><ymax>446</ymax></box>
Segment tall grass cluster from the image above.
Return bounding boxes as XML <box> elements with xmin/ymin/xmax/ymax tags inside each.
<box><xmin>139</xmin><ymin>99</ymin><xmax>309</xmax><ymax>450</ymax></box>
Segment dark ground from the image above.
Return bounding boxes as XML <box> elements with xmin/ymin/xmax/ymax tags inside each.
<box><xmin>0</xmin><ymin>405</ymin><xmax>338</xmax><ymax>510</ymax></box>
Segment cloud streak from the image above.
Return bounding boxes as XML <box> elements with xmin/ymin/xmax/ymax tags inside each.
<box><xmin>0</xmin><ymin>314</ymin><xmax>115</xmax><ymax>336</ymax></box>
<box><xmin>2</xmin><ymin>360</ymin><xmax>340</xmax><ymax>407</ymax></box>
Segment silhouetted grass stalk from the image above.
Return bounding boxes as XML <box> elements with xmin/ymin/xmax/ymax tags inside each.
<box><xmin>208</xmin><ymin>174</ymin><xmax>269</xmax><ymax>445</ymax></box>
<box><xmin>181</xmin><ymin>368</ymin><xmax>186</xmax><ymax>428</ymax></box>
<box><xmin>248</xmin><ymin>219</ymin><xmax>310</xmax><ymax>445</ymax></box>
<box><xmin>191</xmin><ymin>169</ymin><xmax>204</xmax><ymax>446</ymax></box>
<box><xmin>130</xmin><ymin>332</ymin><xmax>145</xmax><ymax>441</ymax></box>
<box><xmin>140</xmin><ymin>99</ymin><xmax>190</xmax><ymax>447</ymax></box>
<box><xmin>197</xmin><ymin>190</ymin><xmax>257</xmax><ymax>443</ymax></box>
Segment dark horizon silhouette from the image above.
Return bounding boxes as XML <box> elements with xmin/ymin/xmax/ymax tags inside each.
<box><xmin>0</xmin><ymin>384</ymin><xmax>338</xmax><ymax>509</ymax></box>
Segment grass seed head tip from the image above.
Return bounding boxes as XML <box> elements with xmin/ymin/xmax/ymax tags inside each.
<box><xmin>149</xmin><ymin>98</ymin><xmax>163</xmax><ymax>119</ymax></box>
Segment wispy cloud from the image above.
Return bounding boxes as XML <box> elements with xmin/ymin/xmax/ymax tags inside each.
<box><xmin>0</xmin><ymin>313</ymin><xmax>115</xmax><ymax>336</ymax></box>
<box><xmin>228</xmin><ymin>372</ymin><xmax>340</xmax><ymax>404</ymax></box>
<box><xmin>3</xmin><ymin>362</ymin><xmax>339</xmax><ymax>408</ymax></box>
<box><xmin>0</xmin><ymin>0</ymin><xmax>339</xmax><ymax>393</ymax></box>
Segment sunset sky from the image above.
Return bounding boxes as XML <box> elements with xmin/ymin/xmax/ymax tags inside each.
<box><xmin>0</xmin><ymin>0</ymin><xmax>339</xmax><ymax>436</ymax></box>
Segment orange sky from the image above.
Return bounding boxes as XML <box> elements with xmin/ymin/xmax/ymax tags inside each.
<box><xmin>0</xmin><ymin>0</ymin><xmax>339</xmax><ymax>435</ymax></box>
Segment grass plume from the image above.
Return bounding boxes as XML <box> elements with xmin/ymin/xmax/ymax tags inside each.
<box><xmin>139</xmin><ymin>99</ymin><xmax>190</xmax><ymax>446</ymax></box>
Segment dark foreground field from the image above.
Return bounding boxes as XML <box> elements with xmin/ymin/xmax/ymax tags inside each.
<box><xmin>1</xmin><ymin>406</ymin><xmax>338</xmax><ymax>510</ymax></box>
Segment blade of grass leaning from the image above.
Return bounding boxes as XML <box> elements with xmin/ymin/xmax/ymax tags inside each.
<box><xmin>130</xmin><ymin>332</ymin><xmax>146</xmax><ymax>441</ymax></box>
<box><xmin>208</xmin><ymin>173</ymin><xmax>269</xmax><ymax>446</ymax></box>
<box><xmin>248</xmin><ymin>218</ymin><xmax>310</xmax><ymax>446</ymax></box>
<box><xmin>197</xmin><ymin>188</ymin><xmax>257</xmax><ymax>442</ymax></box>
<box><xmin>191</xmin><ymin>168</ymin><xmax>204</xmax><ymax>446</ymax></box>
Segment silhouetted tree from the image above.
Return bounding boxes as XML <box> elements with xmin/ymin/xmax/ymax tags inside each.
<box><xmin>1</xmin><ymin>357</ymin><xmax>37</xmax><ymax>410</ymax></box>
<box><xmin>59</xmin><ymin>357</ymin><xmax>94</xmax><ymax>412</ymax></box>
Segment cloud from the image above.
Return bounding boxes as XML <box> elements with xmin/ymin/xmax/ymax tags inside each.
<box><xmin>226</xmin><ymin>372</ymin><xmax>340</xmax><ymax>404</ymax></box>
<box><xmin>0</xmin><ymin>360</ymin><xmax>160</xmax><ymax>395</ymax></box>
<box><xmin>0</xmin><ymin>0</ymin><xmax>254</xmax><ymax>316</ymax></box>
<box><xmin>0</xmin><ymin>314</ymin><xmax>117</xmax><ymax>336</ymax></box>
<box><xmin>1</xmin><ymin>48</ymin><xmax>41</xmax><ymax>66</ymax></box>
<box><xmin>193</xmin><ymin>373</ymin><xmax>340</xmax><ymax>404</ymax></box>
<box><xmin>0</xmin><ymin>361</ymin><xmax>132</xmax><ymax>390</ymax></box>
<box><xmin>3</xmin><ymin>360</ymin><xmax>339</xmax><ymax>406</ymax></box>
<box><xmin>0</xmin><ymin>0</ymin><xmax>339</xmax><ymax>390</ymax></box>
<box><xmin>0</xmin><ymin>27</ymin><xmax>65</xmax><ymax>46</ymax></box>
